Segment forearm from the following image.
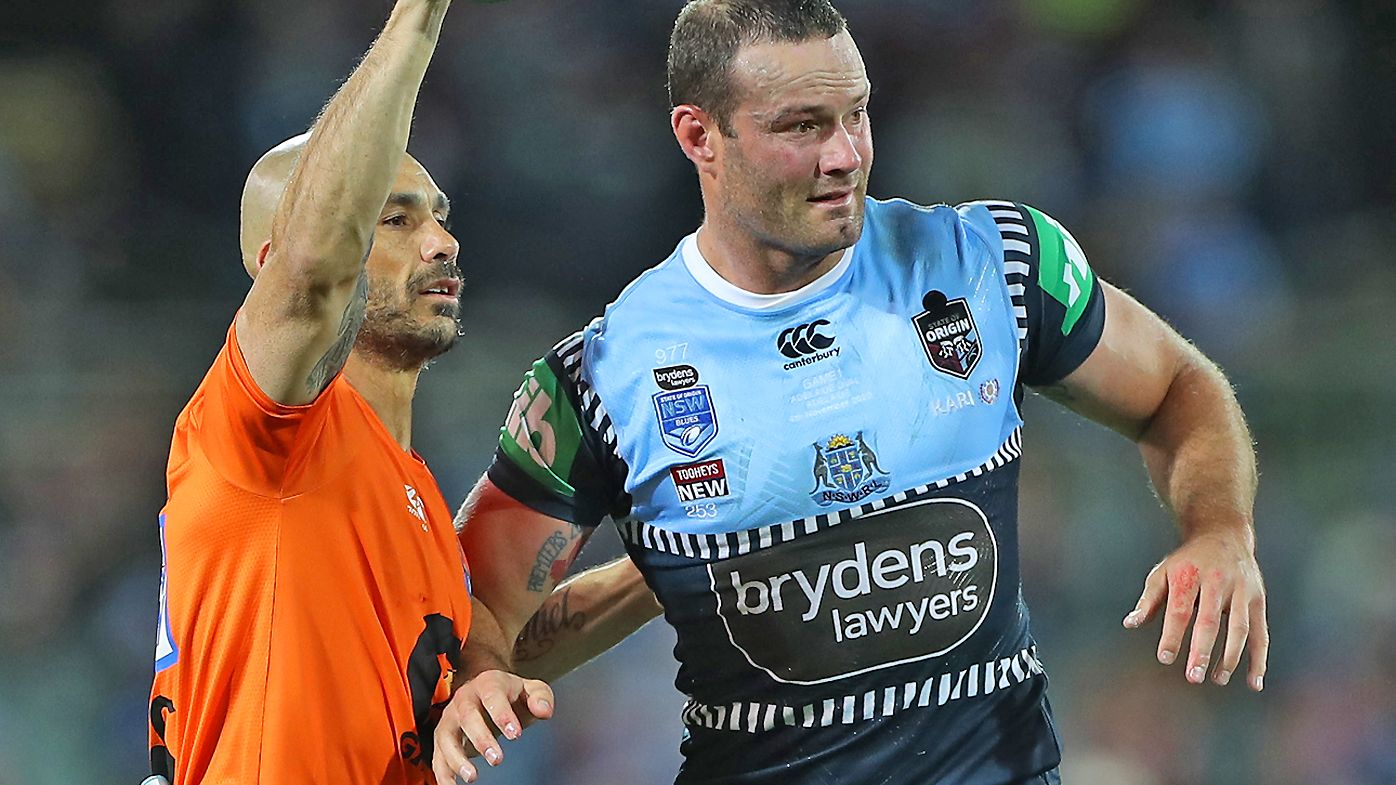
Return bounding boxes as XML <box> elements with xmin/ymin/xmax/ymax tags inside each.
<box><xmin>460</xmin><ymin>597</ymin><xmax>515</xmax><ymax>679</ymax></box>
<box><xmin>1138</xmin><ymin>354</ymin><xmax>1258</xmax><ymax>548</ymax></box>
<box><xmin>274</xmin><ymin>0</ymin><xmax>449</xmax><ymax>279</ymax></box>
<box><xmin>512</xmin><ymin>558</ymin><xmax>663</xmax><ymax>682</ymax></box>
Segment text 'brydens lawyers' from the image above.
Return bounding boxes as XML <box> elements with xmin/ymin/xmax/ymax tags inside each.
<box><xmin>727</xmin><ymin>533</ymin><xmax>981</xmax><ymax>640</ymax></box>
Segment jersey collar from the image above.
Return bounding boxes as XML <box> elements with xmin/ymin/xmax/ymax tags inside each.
<box><xmin>681</xmin><ymin>232</ymin><xmax>855</xmax><ymax>311</ymax></box>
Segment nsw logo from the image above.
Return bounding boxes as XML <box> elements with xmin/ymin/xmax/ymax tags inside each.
<box><xmin>778</xmin><ymin>320</ymin><xmax>840</xmax><ymax>370</ymax></box>
<box><xmin>810</xmin><ymin>432</ymin><xmax>890</xmax><ymax>506</ymax></box>
<box><xmin>671</xmin><ymin>459</ymin><xmax>730</xmax><ymax>502</ymax></box>
<box><xmin>654</xmin><ymin>384</ymin><xmax>718</xmax><ymax>458</ymax></box>
<box><xmin>912</xmin><ymin>291</ymin><xmax>982</xmax><ymax>380</ymax></box>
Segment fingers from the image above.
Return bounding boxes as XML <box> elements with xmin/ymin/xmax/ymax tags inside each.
<box><xmin>522</xmin><ymin>679</ymin><xmax>555</xmax><ymax>722</ymax></box>
<box><xmin>1185</xmin><ymin>570</ymin><xmax>1226</xmax><ymax>684</ymax></box>
<box><xmin>1210</xmin><ymin>590</ymin><xmax>1249</xmax><ymax>686</ymax></box>
<box><xmin>1155</xmin><ymin>563</ymin><xmax>1200</xmax><ymax>667</ymax></box>
<box><xmin>459</xmin><ymin>693</ymin><xmax>506</xmax><ymax>769</ymax></box>
<box><xmin>1246</xmin><ymin>596</ymin><xmax>1269</xmax><ymax>691</ymax></box>
<box><xmin>430</xmin><ymin>671</ymin><xmax>557</xmax><ymax>782</ymax></box>
<box><xmin>433</xmin><ymin>706</ymin><xmax>479</xmax><ymax>784</ymax></box>
<box><xmin>1123</xmin><ymin>562</ymin><xmax>1168</xmax><ymax>629</ymax></box>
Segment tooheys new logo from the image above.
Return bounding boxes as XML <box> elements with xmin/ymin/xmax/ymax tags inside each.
<box><xmin>710</xmin><ymin>498</ymin><xmax>997</xmax><ymax>684</ymax></box>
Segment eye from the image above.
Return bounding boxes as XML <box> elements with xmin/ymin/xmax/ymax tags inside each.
<box><xmin>850</xmin><ymin>107</ymin><xmax>868</xmax><ymax>124</ymax></box>
<box><xmin>435</xmin><ymin>215</ymin><xmax>452</xmax><ymax>231</ymax></box>
<box><xmin>383</xmin><ymin>214</ymin><xmax>409</xmax><ymax>227</ymax></box>
<box><xmin>791</xmin><ymin>120</ymin><xmax>820</xmax><ymax>135</ymax></box>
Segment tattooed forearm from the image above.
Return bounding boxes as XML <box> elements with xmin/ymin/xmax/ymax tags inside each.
<box><xmin>513</xmin><ymin>588</ymin><xmax>587</xmax><ymax>663</ymax></box>
<box><xmin>306</xmin><ymin>271</ymin><xmax>368</xmax><ymax>393</ymax></box>
<box><xmin>526</xmin><ymin>531</ymin><xmax>571</xmax><ymax>592</ymax></box>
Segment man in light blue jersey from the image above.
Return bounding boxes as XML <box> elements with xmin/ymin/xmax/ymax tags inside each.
<box><xmin>432</xmin><ymin>2</ymin><xmax>1269</xmax><ymax>784</ymax></box>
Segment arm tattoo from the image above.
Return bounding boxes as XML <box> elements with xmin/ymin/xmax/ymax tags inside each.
<box><xmin>513</xmin><ymin>587</ymin><xmax>587</xmax><ymax>663</ymax></box>
<box><xmin>306</xmin><ymin>271</ymin><xmax>368</xmax><ymax>394</ymax></box>
<box><xmin>525</xmin><ymin>524</ymin><xmax>591</xmax><ymax>593</ymax></box>
<box><xmin>526</xmin><ymin>530</ymin><xmax>572</xmax><ymax>592</ymax></box>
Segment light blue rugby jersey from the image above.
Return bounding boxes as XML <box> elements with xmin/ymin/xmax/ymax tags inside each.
<box><xmin>489</xmin><ymin>198</ymin><xmax>1105</xmax><ymax>785</ymax></box>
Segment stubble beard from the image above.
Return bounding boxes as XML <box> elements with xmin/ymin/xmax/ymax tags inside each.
<box><xmin>354</xmin><ymin>278</ymin><xmax>461</xmax><ymax>372</ymax></box>
<box><xmin>723</xmin><ymin>154</ymin><xmax>865</xmax><ymax>260</ymax></box>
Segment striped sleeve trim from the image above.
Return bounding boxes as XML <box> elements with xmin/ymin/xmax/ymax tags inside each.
<box><xmin>618</xmin><ymin>428</ymin><xmax>1023</xmax><ymax>558</ymax></box>
<box><xmin>554</xmin><ymin>328</ymin><xmax>625</xmax><ymax>471</ymax></box>
<box><xmin>679</xmin><ymin>646</ymin><xmax>1044</xmax><ymax>733</ymax></box>
<box><xmin>980</xmin><ymin>201</ymin><xmax>1032</xmax><ymax>355</ymax></box>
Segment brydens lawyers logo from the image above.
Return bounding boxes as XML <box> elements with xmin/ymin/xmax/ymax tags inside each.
<box><xmin>913</xmin><ymin>290</ymin><xmax>982</xmax><ymax>379</ymax></box>
<box><xmin>778</xmin><ymin>320</ymin><xmax>840</xmax><ymax>370</ymax></box>
<box><xmin>652</xmin><ymin>365</ymin><xmax>718</xmax><ymax>458</ymax></box>
<box><xmin>671</xmin><ymin>459</ymin><xmax>729</xmax><ymax>502</ymax></box>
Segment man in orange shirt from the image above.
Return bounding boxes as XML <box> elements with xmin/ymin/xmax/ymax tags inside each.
<box><xmin>147</xmin><ymin>1</ymin><xmax>551</xmax><ymax>782</ymax></box>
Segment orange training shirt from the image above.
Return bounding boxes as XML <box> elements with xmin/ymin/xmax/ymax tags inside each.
<box><xmin>148</xmin><ymin>322</ymin><xmax>472</xmax><ymax>784</ymax></box>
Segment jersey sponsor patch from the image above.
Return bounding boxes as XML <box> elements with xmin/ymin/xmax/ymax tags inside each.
<box><xmin>671</xmin><ymin>459</ymin><xmax>730</xmax><ymax>502</ymax></box>
<box><xmin>654</xmin><ymin>364</ymin><xmax>700</xmax><ymax>390</ymax></box>
<box><xmin>912</xmin><ymin>290</ymin><xmax>982</xmax><ymax>379</ymax></box>
<box><xmin>710</xmin><ymin>497</ymin><xmax>998</xmax><ymax>684</ymax></box>
<box><xmin>810</xmin><ymin>432</ymin><xmax>890</xmax><ymax>506</ymax></box>
<box><xmin>654</xmin><ymin>382</ymin><xmax>719</xmax><ymax>458</ymax></box>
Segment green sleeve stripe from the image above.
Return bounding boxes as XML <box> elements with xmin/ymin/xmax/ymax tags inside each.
<box><xmin>1025</xmin><ymin>204</ymin><xmax>1095</xmax><ymax>336</ymax></box>
<box><xmin>497</xmin><ymin>356</ymin><xmax>586</xmax><ymax>499</ymax></box>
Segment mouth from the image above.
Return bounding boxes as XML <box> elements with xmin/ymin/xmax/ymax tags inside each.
<box><xmin>808</xmin><ymin>187</ymin><xmax>856</xmax><ymax>207</ymax></box>
<box><xmin>418</xmin><ymin>277</ymin><xmax>463</xmax><ymax>300</ymax></box>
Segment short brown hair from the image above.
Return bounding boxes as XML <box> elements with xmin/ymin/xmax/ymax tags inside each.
<box><xmin>668</xmin><ymin>0</ymin><xmax>848</xmax><ymax>136</ymax></box>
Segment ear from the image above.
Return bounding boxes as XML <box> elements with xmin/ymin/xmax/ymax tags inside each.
<box><xmin>672</xmin><ymin>105</ymin><xmax>719</xmax><ymax>172</ymax></box>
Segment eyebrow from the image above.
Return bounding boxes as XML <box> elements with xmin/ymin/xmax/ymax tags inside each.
<box><xmin>386</xmin><ymin>191</ymin><xmax>451</xmax><ymax>214</ymax></box>
<box><xmin>766</xmin><ymin>91</ymin><xmax>871</xmax><ymax>125</ymax></box>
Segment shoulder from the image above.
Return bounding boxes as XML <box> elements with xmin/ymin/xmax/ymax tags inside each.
<box><xmin>861</xmin><ymin>196</ymin><xmax>1004</xmax><ymax>257</ymax></box>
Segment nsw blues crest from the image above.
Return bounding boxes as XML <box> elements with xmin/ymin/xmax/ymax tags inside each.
<box><xmin>653</xmin><ymin>365</ymin><xmax>718</xmax><ymax>458</ymax></box>
<box><xmin>810</xmin><ymin>432</ymin><xmax>890</xmax><ymax>506</ymax></box>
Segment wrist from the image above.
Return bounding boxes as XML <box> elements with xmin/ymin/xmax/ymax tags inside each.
<box><xmin>1181</xmin><ymin>516</ymin><xmax>1256</xmax><ymax>554</ymax></box>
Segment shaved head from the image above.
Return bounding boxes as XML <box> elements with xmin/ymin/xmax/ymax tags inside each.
<box><xmin>239</xmin><ymin>133</ymin><xmax>309</xmax><ymax>278</ymax></box>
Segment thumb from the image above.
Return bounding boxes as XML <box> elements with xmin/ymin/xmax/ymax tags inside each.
<box><xmin>1124</xmin><ymin>562</ymin><xmax>1168</xmax><ymax>628</ymax></box>
<box><xmin>522</xmin><ymin>678</ymin><xmax>554</xmax><ymax>720</ymax></box>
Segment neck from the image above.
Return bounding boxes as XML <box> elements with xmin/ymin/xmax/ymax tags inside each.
<box><xmin>343</xmin><ymin>351</ymin><xmax>420</xmax><ymax>451</ymax></box>
<box><xmin>694</xmin><ymin>220</ymin><xmax>844</xmax><ymax>295</ymax></box>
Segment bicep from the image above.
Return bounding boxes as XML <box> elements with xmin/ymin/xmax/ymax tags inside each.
<box><xmin>1036</xmin><ymin>281</ymin><xmax>1193</xmax><ymax>439</ymax></box>
<box><xmin>456</xmin><ymin>475</ymin><xmax>592</xmax><ymax>641</ymax></box>
<box><xmin>235</xmin><ymin>253</ymin><xmax>368</xmax><ymax>406</ymax></box>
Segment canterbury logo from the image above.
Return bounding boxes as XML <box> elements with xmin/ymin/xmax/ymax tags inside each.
<box><xmin>777</xmin><ymin>320</ymin><xmax>836</xmax><ymax>358</ymax></box>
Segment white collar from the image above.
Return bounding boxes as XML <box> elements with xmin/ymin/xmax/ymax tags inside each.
<box><xmin>681</xmin><ymin>232</ymin><xmax>854</xmax><ymax>311</ymax></box>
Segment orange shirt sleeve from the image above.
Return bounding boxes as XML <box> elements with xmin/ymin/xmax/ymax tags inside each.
<box><xmin>190</xmin><ymin>320</ymin><xmax>337</xmax><ymax>497</ymax></box>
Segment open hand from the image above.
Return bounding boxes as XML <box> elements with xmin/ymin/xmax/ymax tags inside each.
<box><xmin>1123</xmin><ymin>532</ymin><xmax>1268</xmax><ymax>690</ymax></box>
<box><xmin>431</xmin><ymin>669</ymin><xmax>554</xmax><ymax>784</ymax></box>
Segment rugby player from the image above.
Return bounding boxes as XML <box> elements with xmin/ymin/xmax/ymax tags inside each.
<box><xmin>146</xmin><ymin>1</ymin><xmax>551</xmax><ymax>782</ymax></box>
<box><xmin>434</xmin><ymin>1</ymin><xmax>1268</xmax><ymax>783</ymax></box>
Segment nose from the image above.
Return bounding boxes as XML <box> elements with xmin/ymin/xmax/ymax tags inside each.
<box><xmin>421</xmin><ymin>221</ymin><xmax>459</xmax><ymax>265</ymax></box>
<box><xmin>820</xmin><ymin>123</ymin><xmax>863</xmax><ymax>178</ymax></box>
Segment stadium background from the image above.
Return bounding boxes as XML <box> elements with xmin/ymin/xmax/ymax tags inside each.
<box><xmin>1</xmin><ymin>0</ymin><xmax>1393</xmax><ymax>782</ymax></box>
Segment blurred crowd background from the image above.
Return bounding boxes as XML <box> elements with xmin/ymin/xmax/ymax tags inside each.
<box><xmin>1</xmin><ymin>0</ymin><xmax>1393</xmax><ymax>783</ymax></box>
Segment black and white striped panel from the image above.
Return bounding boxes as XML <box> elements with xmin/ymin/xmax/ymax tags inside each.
<box><xmin>620</xmin><ymin>428</ymin><xmax>1023</xmax><ymax>559</ymax></box>
<box><xmin>553</xmin><ymin>327</ymin><xmax>625</xmax><ymax>469</ymax></box>
<box><xmin>974</xmin><ymin>200</ymin><xmax>1032</xmax><ymax>354</ymax></box>
<box><xmin>679</xmin><ymin>646</ymin><xmax>1044</xmax><ymax>733</ymax></box>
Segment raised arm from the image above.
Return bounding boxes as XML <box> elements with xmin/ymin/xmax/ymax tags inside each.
<box><xmin>236</xmin><ymin>0</ymin><xmax>451</xmax><ymax>405</ymax></box>
<box><xmin>1038</xmin><ymin>281</ymin><xmax>1267</xmax><ymax>691</ymax></box>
